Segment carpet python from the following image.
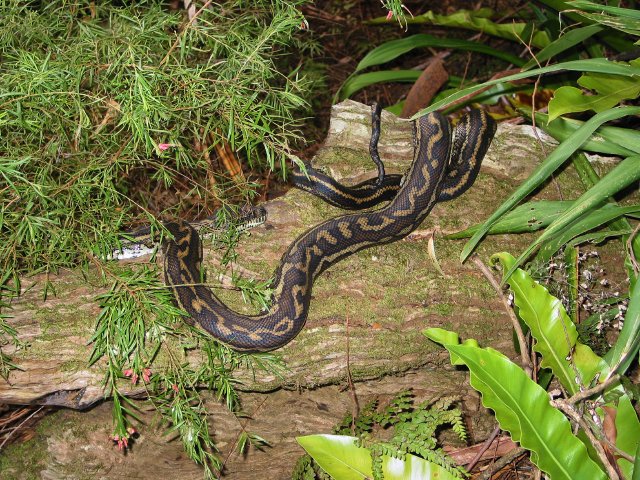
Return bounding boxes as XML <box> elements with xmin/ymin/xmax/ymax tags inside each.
<box><xmin>161</xmin><ymin>107</ymin><xmax>496</xmax><ymax>352</ymax></box>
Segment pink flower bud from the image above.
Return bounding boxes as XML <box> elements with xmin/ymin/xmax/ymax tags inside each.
<box><xmin>158</xmin><ymin>143</ymin><xmax>173</xmax><ymax>151</ymax></box>
<box><xmin>386</xmin><ymin>11</ymin><xmax>393</xmax><ymax>20</ymax></box>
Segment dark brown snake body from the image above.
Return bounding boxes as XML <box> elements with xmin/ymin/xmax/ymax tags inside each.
<box><xmin>163</xmin><ymin>110</ymin><xmax>496</xmax><ymax>352</ymax></box>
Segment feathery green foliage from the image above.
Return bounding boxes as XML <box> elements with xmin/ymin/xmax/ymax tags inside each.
<box><xmin>0</xmin><ymin>1</ymin><xmax>313</xmax><ymax>476</ymax></box>
<box><xmin>293</xmin><ymin>391</ymin><xmax>468</xmax><ymax>480</ymax></box>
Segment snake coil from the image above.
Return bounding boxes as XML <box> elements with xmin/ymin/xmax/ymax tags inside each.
<box><xmin>163</xmin><ymin>109</ymin><xmax>496</xmax><ymax>352</ymax></box>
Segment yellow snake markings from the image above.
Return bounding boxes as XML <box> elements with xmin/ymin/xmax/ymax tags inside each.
<box><xmin>160</xmin><ymin>110</ymin><xmax>496</xmax><ymax>352</ymax></box>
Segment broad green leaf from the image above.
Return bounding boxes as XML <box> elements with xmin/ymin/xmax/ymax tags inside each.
<box><xmin>297</xmin><ymin>435</ymin><xmax>372</xmax><ymax>479</ymax></box>
<box><xmin>492</xmin><ymin>252</ymin><xmax>609</xmax><ymax>394</ymax></box>
<box><xmin>548</xmin><ymin>59</ymin><xmax>640</xmax><ymax>121</ymax></box>
<box><xmin>567</xmin><ymin>228</ymin><xmax>633</xmax><ymax>248</ymax></box>
<box><xmin>616</xmin><ymin>395</ymin><xmax>640</xmax><ymax>479</ymax></box>
<box><xmin>338</xmin><ymin>70</ymin><xmax>421</xmax><ymax>101</ymax></box>
<box><xmin>447</xmin><ymin>201</ymin><xmax>573</xmax><ymax>238</ymax></box>
<box><xmin>449</xmin><ymin>201</ymin><xmax>640</xmax><ymax>243</ymax></box>
<box><xmin>459</xmin><ymin>105</ymin><xmax>640</xmax><ymax>263</ymax></box>
<box><xmin>371</xmin><ymin>9</ymin><xmax>551</xmax><ymax>48</ymax></box>
<box><xmin>446</xmin><ymin>344</ymin><xmax>607</xmax><ymax>480</ymax></box>
<box><xmin>519</xmin><ymin>108</ymin><xmax>640</xmax><ymax>157</ymax></box>
<box><xmin>522</xmin><ymin>24</ymin><xmax>603</xmax><ymax>70</ymax></box>
<box><xmin>296</xmin><ymin>434</ymin><xmax>460</xmax><ymax>480</ymax></box>
<box><xmin>605</xmin><ymin>272</ymin><xmax>640</xmax><ymax>375</ymax></box>
<box><xmin>423</xmin><ymin>328</ymin><xmax>478</xmax><ymax>365</ymax></box>
<box><xmin>412</xmin><ymin>59</ymin><xmax>640</xmax><ymax>119</ymax></box>
<box><xmin>354</xmin><ymin>34</ymin><xmax>524</xmax><ymax>73</ymax></box>
<box><xmin>507</xmin><ymin>154</ymin><xmax>640</xmax><ymax>279</ymax></box>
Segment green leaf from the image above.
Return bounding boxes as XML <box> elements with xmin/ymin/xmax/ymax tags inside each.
<box><xmin>548</xmin><ymin>59</ymin><xmax>640</xmax><ymax>121</ymax></box>
<box><xmin>354</xmin><ymin>34</ymin><xmax>524</xmax><ymax>73</ymax></box>
<box><xmin>412</xmin><ymin>59</ymin><xmax>640</xmax><ymax>119</ymax></box>
<box><xmin>519</xmin><ymin>107</ymin><xmax>640</xmax><ymax>157</ymax></box>
<box><xmin>423</xmin><ymin>327</ymin><xmax>478</xmax><ymax>365</ymax></box>
<box><xmin>507</xmin><ymin>154</ymin><xmax>640</xmax><ymax>279</ymax></box>
<box><xmin>370</xmin><ymin>9</ymin><xmax>551</xmax><ymax>48</ymax></box>
<box><xmin>616</xmin><ymin>395</ymin><xmax>640</xmax><ymax>480</ymax></box>
<box><xmin>492</xmin><ymin>252</ymin><xmax>609</xmax><ymax>394</ymax></box>
<box><xmin>338</xmin><ymin>70</ymin><xmax>421</xmax><ymax>101</ymax></box>
<box><xmin>538</xmin><ymin>204</ymin><xmax>640</xmax><ymax>262</ymax></box>
<box><xmin>459</xmin><ymin>105</ymin><xmax>640</xmax><ymax>263</ymax></box>
<box><xmin>296</xmin><ymin>434</ymin><xmax>461</xmax><ymax>480</ymax></box>
<box><xmin>568</xmin><ymin>1</ymin><xmax>640</xmax><ymax>37</ymax></box>
<box><xmin>445</xmin><ymin>344</ymin><xmax>607</xmax><ymax>480</ymax></box>
<box><xmin>535</xmin><ymin>0</ymin><xmax>635</xmax><ymax>52</ymax></box>
<box><xmin>447</xmin><ymin>200</ymin><xmax>574</xmax><ymax>238</ymax></box>
<box><xmin>569</xmin><ymin>0</ymin><xmax>640</xmax><ymax>19</ymax></box>
<box><xmin>297</xmin><ymin>435</ymin><xmax>372</xmax><ymax>479</ymax></box>
<box><xmin>522</xmin><ymin>24</ymin><xmax>603</xmax><ymax>70</ymax></box>
<box><xmin>604</xmin><ymin>271</ymin><xmax>640</xmax><ymax>375</ymax></box>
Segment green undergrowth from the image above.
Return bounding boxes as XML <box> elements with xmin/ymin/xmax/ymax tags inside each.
<box><xmin>0</xmin><ymin>0</ymin><xmax>317</xmax><ymax>476</ymax></box>
<box><xmin>293</xmin><ymin>390</ymin><xmax>468</xmax><ymax>480</ymax></box>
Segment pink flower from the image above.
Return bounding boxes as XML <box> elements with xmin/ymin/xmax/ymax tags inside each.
<box><xmin>123</xmin><ymin>368</ymin><xmax>133</xmax><ymax>378</ymax></box>
<box><xmin>118</xmin><ymin>436</ymin><xmax>128</xmax><ymax>450</ymax></box>
<box><xmin>386</xmin><ymin>10</ymin><xmax>393</xmax><ymax>20</ymax></box>
<box><xmin>142</xmin><ymin>368</ymin><xmax>151</xmax><ymax>383</ymax></box>
<box><xmin>112</xmin><ymin>434</ymin><xmax>128</xmax><ymax>451</ymax></box>
<box><xmin>158</xmin><ymin>143</ymin><xmax>174</xmax><ymax>151</ymax></box>
<box><xmin>172</xmin><ymin>384</ymin><xmax>179</xmax><ymax>394</ymax></box>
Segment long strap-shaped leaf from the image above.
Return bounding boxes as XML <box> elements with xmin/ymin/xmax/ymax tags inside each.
<box><xmin>456</xmin><ymin>105</ymin><xmax>640</xmax><ymax>264</ymax></box>
<box><xmin>504</xmin><ymin>153</ymin><xmax>640</xmax><ymax>280</ymax></box>
<box><xmin>605</xmin><ymin>271</ymin><xmax>640</xmax><ymax>375</ymax></box>
<box><xmin>446</xmin><ymin>344</ymin><xmax>607</xmax><ymax>480</ymax></box>
<box><xmin>411</xmin><ymin>59</ymin><xmax>640</xmax><ymax>119</ymax></box>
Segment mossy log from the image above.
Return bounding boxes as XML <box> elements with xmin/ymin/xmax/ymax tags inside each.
<box><xmin>0</xmin><ymin>100</ymin><xmax>596</xmax><ymax>408</ymax></box>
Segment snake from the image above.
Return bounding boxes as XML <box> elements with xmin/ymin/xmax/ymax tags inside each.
<box><xmin>113</xmin><ymin>205</ymin><xmax>267</xmax><ymax>260</ymax></box>
<box><xmin>160</xmin><ymin>107</ymin><xmax>497</xmax><ymax>352</ymax></box>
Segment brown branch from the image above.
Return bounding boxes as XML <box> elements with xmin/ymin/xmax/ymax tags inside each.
<box><xmin>566</xmin><ymin>374</ymin><xmax>620</xmax><ymax>405</ymax></box>
<box><xmin>465</xmin><ymin>425</ymin><xmax>500</xmax><ymax>472</ymax></box>
<box><xmin>472</xmin><ymin>256</ymin><xmax>532</xmax><ymax>376</ymax></box>
<box><xmin>476</xmin><ymin>446</ymin><xmax>527</xmax><ymax>480</ymax></box>
<box><xmin>551</xmin><ymin>399</ymin><xmax>620</xmax><ymax>480</ymax></box>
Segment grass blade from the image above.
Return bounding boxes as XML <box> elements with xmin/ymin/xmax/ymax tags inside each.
<box><xmin>459</xmin><ymin>105</ymin><xmax>640</xmax><ymax>263</ymax></box>
<box><xmin>411</xmin><ymin>59</ymin><xmax>640</xmax><ymax>119</ymax></box>
<box><xmin>521</xmin><ymin>24</ymin><xmax>603</xmax><ymax>70</ymax></box>
<box><xmin>339</xmin><ymin>70</ymin><xmax>422</xmax><ymax>101</ymax></box>
<box><xmin>505</xmin><ymin>154</ymin><xmax>640</xmax><ymax>279</ymax></box>
<box><xmin>604</xmin><ymin>272</ymin><xmax>640</xmax><ymax>376</ymax></box>
<box><xmin>355</xmin><ymin>34</ymin><xmax>524</xmax><ymax>73</ymax></box>
<box><xmin>519</xmin><ymin>108</ymin><xmax>640</xmax><ymax>157</ymax></box>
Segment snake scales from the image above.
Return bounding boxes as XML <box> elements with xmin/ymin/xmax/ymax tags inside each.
<box><xmin>158</xmin><ymin>107</ymin><xmax>496</xmax><ymax>352</ymax></box>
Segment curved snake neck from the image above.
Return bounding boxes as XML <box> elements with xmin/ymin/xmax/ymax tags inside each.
<box><xmin>164</xmin><ymin>111</ymin><xmax>494</xmax><ymax>352</ymax></box>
